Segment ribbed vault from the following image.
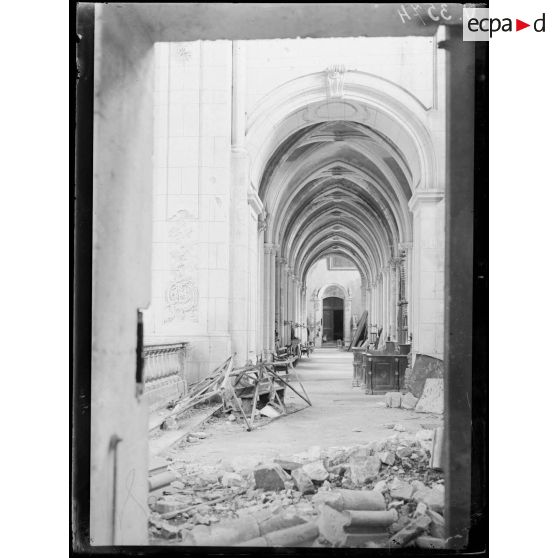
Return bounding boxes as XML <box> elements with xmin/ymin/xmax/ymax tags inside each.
<box><xmin>260</xmin><ymin>119</ymin><xmax>414</xmax><ymax>288</ymax></box>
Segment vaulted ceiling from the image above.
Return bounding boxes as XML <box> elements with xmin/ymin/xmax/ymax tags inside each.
<box><xmin>260</xmin><ymin>120</ymin><xmax>413</xmax><ymax>287</ymax></box>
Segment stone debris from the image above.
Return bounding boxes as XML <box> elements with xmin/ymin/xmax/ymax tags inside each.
<box><xmin>231</xmin><ymin>455</ymin><xmax>265</xmax><ymax>475</ymax></box>
<box><xmin>427</xmin><ymin>509</ymin><xmax>445</xmax><ymax>539</ymax></box>
<box><xmin>385</xmin><ymin>392</ymin><xmax>402</xmax><ymax>408</ymax></box>
<box><xmin>348</xmin><ymin>455</ymin><xmax>381</xmax><ymax>485</ymax></box>
<box><xmin>239</xmin><ymin>521</ymin><xmax>319</xmax><ymax>547</ymax></box>
<box><xmin>149</xmin><ymin>434</ymin><xmax>445</xmax><ymax>548</ymax></box>
<box><xmin>415</xmin><ymin>379</ymin><xmax>444</xmax><ymax>414</ymax></box>
<box><xmin>221</xmin><ymin>472</ymin><xmax>243</xmax><ymax>488</ymax></box>
<box><xmin>291</xmin><ymin>468</ymin><xmax>316</xmax><ymax>495</ymax></box>
<box><xmin>415</xmin><ymin>535</ymin><xmax>446</xmax><ymax>549</ymax></box>
<box><xmin>346</xmin><ymin>445</ymin><xmax>369</xmax><ymax>460</ymax></box>
<box><xmin>430</xmin><ymin>426</ymin><xmax>444</xmax><ymax>469</ymax></box>
<box><xmin>388</xmin><ymin>478</ymin><xmax>414</xmax><ymax>501</ymax></box>
<box><xmin>378</xmin><ymin>451</ymin><xmax>395</xmax><ymax>466</ymax></box>
<box><xmin>254</xmin><ymin>463</ymin><xmax>291</xmax><ymax>491</ymax></box>
<box><xmin>274</xmin><ymin>458</ymin><xmax>303</xmax><ymax>473</ymax></box>
<box><xmin>292</xmin><ymin>445</ymin><xmax>322</xmax><ymax>464</ymax></box>
<box><xmin>401</xmin><ymin>392</ymin><xmax>418</xmax><ymax>410</ymax></box>
<box><xmin>389</xmin><ymin>514</ymin><xmax>431</xmax><ymax>547</ymax></box>
<box><xmin>302</xmin><ymin>460</ymin><xmax>329</xmax><ymax>482</ymax></box>
<box><xmin>260</xmin><ymin>404</ymin><xmax>281</xmax><ymax>418</ymax></box>
<box><xmin>405</xmin><ymin>354</ymin><xmax>444</xmax><ymax>399</ymax></box>
<box><xmin>372</xmin><ymin>480</ymin><xmax>388</xmax><ymax>493</ymax></box>
<box><xmin>413</xmin><ymin>487</ymin><xmax>444</xmax><ymax>513</ymax></box>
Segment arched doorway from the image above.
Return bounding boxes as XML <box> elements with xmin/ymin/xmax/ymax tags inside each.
<box><xmin>322</xmin><ymin>296</ymin><xmax>344</xmax><ymax>345</ymax></box>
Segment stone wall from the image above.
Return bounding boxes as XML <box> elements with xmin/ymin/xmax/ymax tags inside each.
<box><xmin>144</xmin><ymin>41</ymin><xmax>233</xmax><ymax>381</ymax></box>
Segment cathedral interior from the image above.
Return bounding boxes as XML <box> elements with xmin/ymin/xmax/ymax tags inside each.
<box><xmin>75</xmin><ymin>3</ymin><xmax>479</xmax><ymax>548</ymax></box>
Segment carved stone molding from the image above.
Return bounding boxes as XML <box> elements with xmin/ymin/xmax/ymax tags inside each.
<box><xmin>165</xmin><ymin>210</ymin><xmax>198</xmax><ymax>324</ymax></box>
<box><xmin>398</xmin><ymin>242</ymin><xmax>412</xmax><ymax>258</ymax></box>
<box><xmin>325</xmin><ymin>64</ymin><xmax>346</xmax><ymax>99</ymax></box>
<box><xmin>258</xmin><ymin>210</ymin><xmax>268</xmax><ymax>233</ymax></box>
<box><xmin>408</xmin><ymin>191</ymin><xmax>444</xmax><ymax>213</ymax></box>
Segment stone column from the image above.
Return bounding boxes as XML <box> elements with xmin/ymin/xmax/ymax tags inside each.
<box><xmin>366</xmin><ymin>285</ymin><xmax>373</xmax><ymax>343</ymax></box>
<box><xmin>275</xmin><ymin>256</ymin><xmax>284</xmax><ymax>347</ymax></box>
<box><xmin>256</xmin><ymin>226</ymin><xmax>264</xmax><ymax>356</ymax></box>
<box><xmin>409</xmin><ymin>191</ymin><xmax>445</xmax><ymax>359</ymax></box>
<box><xmin>399</xmin><ymin>242</ymin><xmax>413</xmax><ymax>346</ymax></box>
<box><xmin>263</xmin><ymin>242</ymin><xmax>276</xmax><ymax>355</ymax></box>
<box><xmin>286</xmin><ymin>270</ymin><xmax>295</xmax><ymax>343</ymax></box>
<box><xmin>376</xmin><ymin>274</ymin><xmax>382</xmax><ymax>332</ymax></box>
<box><xmin>310</xmin><ymin>291</ymin><xmax>318</xmax><ymax>345</ymax></box>
<box><xmin>229</xmin><ymin>40</ymin><xmax>251</xmax><ymax>365</ymax></box>
<box><xmin>394</xmin><ymin>257</ymin><xmax>402</xmax><ymax>343</ymax></box>
<box><xmin>284</xmin><ymin>265</ymin><xmax>292</xmax><ymax>344</ymax></box>
<box><xmin>301</xmin><ymin>284</ymin><xmax>307</xmax><ymax>343</ymax></box>
<box><xmin>344</xmin><ymin>293</ymin><xmax>352</xmax><ymax>343</ymax></box>
<box><xmin>314</xmin><ymin>295</ymin><xmax>323</xmax><ymax>347</ymax></box>
<box><xmin>382</xmin><ymin>267</ymin><xmax>389</xmax><ymax>337</ymax></box>
<box><xmin>295</xmin><ymin>277</ymin><xmax>301</xmax><ymax>339</ymax></box>
<box><xmin>389</xmin><ymin>258</ymin><xmax>398</xmax><ymax>341</ymax></box>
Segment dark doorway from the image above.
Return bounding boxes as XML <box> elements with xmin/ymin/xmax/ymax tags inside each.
<box><xmin>322</xmin><ymin>296</ymin><xmax>344</xmax><ymax>343</ymax></box>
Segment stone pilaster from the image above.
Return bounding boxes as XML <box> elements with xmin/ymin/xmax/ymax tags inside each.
<box><xmin>409</xmin><ymin>191</ymin><xmax>445</xmax><ymax>359</ymax></box>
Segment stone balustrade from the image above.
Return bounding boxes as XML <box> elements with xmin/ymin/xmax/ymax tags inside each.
<box><xmin>143</xmin><ymin>342</ymin><xmax>189</xmax><ymax>411</ymax></box>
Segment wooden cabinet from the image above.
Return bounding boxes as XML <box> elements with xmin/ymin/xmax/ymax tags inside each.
<box><xmin>363</xmin><ymin>353</ymin><xmax>407</xmax><ymax>394</ymax></box>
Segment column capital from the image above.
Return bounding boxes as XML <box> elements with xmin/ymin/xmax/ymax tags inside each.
<box><xmin>277</xmin><ymin>256</ymin><xmax>287</xmax><ymax>265</ymax></box>
<box><xmin>264</xmin><ymin>242</ymin><xmax>276</xmax><ymax>255</ymax></box>
<box><xmin>398</xmin><ymin>242</ymin><xmax>412</xmax><ymax>257</ymax></box>
<box><xmin>389</xmin><ymin>257</ymin><xmax>402</xmax><ymax>268</ymax></box>
<box><xmin>409</xmin><ymin>190</ymin><xmax>444</xmax><ymax>213</ymax></box>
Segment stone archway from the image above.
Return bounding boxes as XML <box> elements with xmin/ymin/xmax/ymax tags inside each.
<box><xmin>311</xmin><ymin>283</ymin><xmax>352</xmax><ymax>347</ymax></box>
<box><xmin>250</xmin><ymin>67</ymin><xmax>445</xmax><ymax>360</ymax></box>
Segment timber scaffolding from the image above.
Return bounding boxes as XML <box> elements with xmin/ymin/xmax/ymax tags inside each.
<box><xmin>150</xmin><ymin>355</ymin><xmax>312</xmax><ymax>434</ymax></box>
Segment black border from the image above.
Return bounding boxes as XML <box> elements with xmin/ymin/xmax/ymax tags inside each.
<box><xmin>71</xmin><ymin>3</ymin><xmax>488</xmax><ymax>556</ymax></box>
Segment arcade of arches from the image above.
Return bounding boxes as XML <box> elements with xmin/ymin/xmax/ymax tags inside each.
<box><xmin>144</xmin><ymin>37</ymin><xmax>446</xmax><ymax>378</ymax></box>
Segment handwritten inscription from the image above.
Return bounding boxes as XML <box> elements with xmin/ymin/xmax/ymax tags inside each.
<box><xmin>397</xmin><ymin>3</ymin><xmax>453</xmax><ymax>25</ymax></box>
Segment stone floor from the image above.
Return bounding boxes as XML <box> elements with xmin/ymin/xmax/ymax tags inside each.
<box><xmin>161</xmin><ymin>348</ymin><xmax>443</xmax><ymax>466</ymax></box>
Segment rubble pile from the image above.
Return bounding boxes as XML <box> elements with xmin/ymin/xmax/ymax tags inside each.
<box><xmin>149</xmin><ymin>428</ymin><xmax>445</xmax><ymax>548</ymax></box>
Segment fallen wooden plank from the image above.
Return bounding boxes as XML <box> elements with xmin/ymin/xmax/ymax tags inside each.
<box><xmin>348</xmin><ymin>310</ymin><xmax>368</xmax><ymax>351</ymax></box>
<box><xmin>149</xmin><ymin>403</ymin><xmax>223</xmax><ymax>457</ymax></box>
